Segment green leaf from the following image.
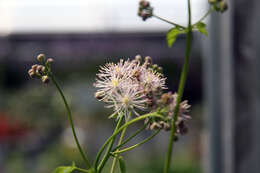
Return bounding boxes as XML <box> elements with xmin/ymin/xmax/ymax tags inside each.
<box><xmin>167</xmin><ymin>27</ymin><xmax>185</xmax><ymax>47</ymax></box>
<box><xmin>118</xmin><ymin>156</ymin><xmax>126</xmax><ymax>173</ymax></box>
<box><xmin>196</xmin><ymin>22</ymin><xmax>208</xmax><ymax>36</ymax></box>
<box><xmin>167</xmin><ymin>26</ymin><xmax>186</xmax><ymax>47</ymax></box>
<box><xmin>52</xmin><ymin>166</ymin><xmax>75</xmax><ymax>173</ymax></box>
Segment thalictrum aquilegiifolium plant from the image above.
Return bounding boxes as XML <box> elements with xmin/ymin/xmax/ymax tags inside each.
<box><xmin>27</xmin><ymin>0</ymin><xmax>227</xmax><ymax>173</ymax></box>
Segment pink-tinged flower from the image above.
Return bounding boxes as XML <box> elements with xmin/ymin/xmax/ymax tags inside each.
<box><xmin>139</xmin><ymin>66</ymin><xmax>167</xmax><ymax>92</ymax></box>
<box><xmin>94</xmin><ymin>56</ymin><xmax>168</xmax><ymax>119</ymax></box>
<box><xmin>106</xmin><ymin>81</ymin><xmax>148</xmax><ymax>119</ymax></box>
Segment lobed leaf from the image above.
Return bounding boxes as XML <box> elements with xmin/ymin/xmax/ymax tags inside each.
<box><xmin>167</xmin><ymin>27</ymin><xmax>186</xmax><ymax>47</ymax></box>
<box><xmin>196</xmin><ymin>22</ymin><xmax>208</xmax><ymax>36</ymax></box>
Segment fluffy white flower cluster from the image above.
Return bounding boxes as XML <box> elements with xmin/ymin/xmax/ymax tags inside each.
<box><xmin>94</xmin><ymin>55</ymin><xmax>191</xmax><ymax>136</ymax></box>
<box><xmin>94</xmin><ymin>56</ymin><xmax>166</xmax><ymax>119</ymax></box>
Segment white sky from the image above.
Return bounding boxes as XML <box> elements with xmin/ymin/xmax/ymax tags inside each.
<box><xmin>0</xmin><ymin>0</ymin><xmax>208</xmax><ymax>34</ymax></box>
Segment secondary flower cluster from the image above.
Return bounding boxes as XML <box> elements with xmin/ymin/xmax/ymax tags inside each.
<box><xmin>28</xmin><ymin>54</ymin><xmax>54</xmax><ymax>84</ymax></box>
<box><xmin>147</xmin><ymin>92</ymin><xmax>191</xmax><ymax>139</ymax></box>
<box><xmin>94</xmin><ymin>55</ymin><xmax>191</xmax><ymax>136</ymax></box>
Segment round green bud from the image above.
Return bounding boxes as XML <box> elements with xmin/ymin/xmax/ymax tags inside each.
<box><xmin>208</xmin><ymin>0</ymin><xmax>217</xmax><ymax>4</ymax></box>
<box><xmin>152</xmin><ymin>64</ymin><xmax>158</xmax><ymax>70</ymax></box>
<box><xmin>219</xmin><ymin>1</ymin><xmax>228</xmax><ymax>12</ymax></box>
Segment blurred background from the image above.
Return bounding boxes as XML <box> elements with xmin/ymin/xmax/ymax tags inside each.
<box><xmin>0</xmin><ymin>0</ymin><xmax>259</xmax><ymax>173</ymax></box>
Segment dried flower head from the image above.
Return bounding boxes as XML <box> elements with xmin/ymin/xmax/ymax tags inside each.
<box><xmin>148</xmin><ymin>92</ymin><xmax>191</xmax><ymax>134</ymax></box>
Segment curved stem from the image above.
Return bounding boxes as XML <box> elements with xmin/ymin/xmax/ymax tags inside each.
<box><xmin>110</xmin><ymin>117</ymin><xmax>129</xmax><ymax>173</ymax></box>
<box><xmin>50</xmin><ymin>75</ymin><xmax>91</xmax><ymax>168</ymax></box>
<box><xmin>153</xmin><ymin>14</ymin><xmax>186</xmax><ymax>29</ymax></box>
<box><xmin>94</xmin><ymin>112</ymin><xmax>162</xmax><ymax>170</ymax></box>
<box><xmin>192</xmin><ymin>7</ymin><xmax>214</xmax><ymax>26</ymax></box>
<box><xmin>164</xmin><ymin>0</ymin><xmax>193</xmax><ymax>173</ymax></box>
<box><xmin>112</xmin><ymin>123</ymin><xmax>147</xmax><ymax>151</ymax></box>
<box><xmin>97</xmin><ymin>115</ymin><xmax>124</xmax><ymax>172</ymax></box>
<box><xmin>112</xmin><ymin>129</ymin><xmax>160</xmax><ymax>155</ymax></box>
<box><xmin>75</xmin><ymin>167</ymin><xmax>92</xmax><ymax>173</ymax></box>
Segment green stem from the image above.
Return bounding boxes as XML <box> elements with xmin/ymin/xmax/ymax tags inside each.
<box><xmin>112</xmin><ymin>129</ymin><xmax>160</xmax><ymax>155</ymax></box>
<box><xmin>75</xmin><ymin>167</ymin><xmax>92</xmax><ymax>173</ymax></box>
<box><xmin>192</xmin><ymin>7</ymin><xmax>213</xmax><ymax>26</ymax></box>
<box><xmin>50</xmin><ymin>75</ymin><xmax>91</xmax><ymax>169</ymax></box>
<box><xmin>164</xmin><ymin>0</ymin><xmax>193</xmax><ymax>173</ymax></box>
<box><xmin>97</xmin><ymin>115</ymin><xmax>124</xmax><ymax>172</ymax></box>
<box><xmin>153</xmin><ymin>14</ymin><xmax>186</xmax><ymax>29</ymax></box>
<box><xmin>94</xmin><ymin>112</ymin><xmax>162</xmax><ymax>170</ymax></box>
<box><xmin>110</xmin><ymin>117</ymin><xmax>129</xmax><ymax>173</ymax></box>
<box><xmin>112</xmin><ymin>123</ymin><xmax>147</xmax><ymax>151</ymax></box>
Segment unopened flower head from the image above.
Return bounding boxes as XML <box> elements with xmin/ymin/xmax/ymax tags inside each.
<box><xmin>28</xmin><ymin>54</ymin><xmax>54</xmax><ymax>84</ymax></box>
<box><xmin>138</xmin><ymin>0</ymin><xmax>153</xmax><ymax>21</ymax></box>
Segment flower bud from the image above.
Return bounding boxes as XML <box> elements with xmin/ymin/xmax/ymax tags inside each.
<box><xmin>36</xmin><ymin>65</ymin><xmax>45</xmax><ymax>75</ymax></box>
<box><xmin>219</xmin><ymin>1</ymin><xmax>228</xmax><ymax>13</ymax></box>
<box><xmin>145</xmin><ymin>56</ymin><xmax>152</xmax><ymax>66</ymax></box>
<box><xmin>157</xmin><ymin>66</ymin><xmax>163</xmax><ymax>73</ymax></box>
<box><xmin>161</xmin><ymin>92</ymin><xmax>173</xmax><ymax>105</ymax></box>
<box><xmin>142</xmin><ymin>1</ymin><xmax>150</xmax><ymax>8</ymax></box>
<box><xmin>37</xmin><ymin>54</ymin><xmax>46</xmax><ymax>62</ymax></box>
<box><xmin>95</xmin><ymin>91</ymin><xmax>104</xmax><ymax>100</ymax></box>
<box><xmin>150</xmin><ymin>122</ymin><xmax>162</xmax><ymax>130</ymax></box>
<box><xmin>208</xmin><ymin>0</ymin><xmax>216</xmax><ymax>4</ymax></box>
<box><xmin>135</xmin><ymin>54</ymin><xmax>142</xmax><ymax>62</ymax></box>
<box><xmin>28</xmin><ymin>69</ymin><xmax>36</xmax><ymax>78</ymax></box>
<box><xmin>31</xmin><ymin>64</ymin><xmax>38</xmax><ymax>71</ymax></box>
<box><xmin>47</xmin><ymin>58</ymin><xmax>54</xmax><ymax>64</ymax></box>
<box><xmin>41</xmin><ymin>75</ymin><xmax>50</xmax><ymax>84</ymax></box>
<box><xmin>152</xmin><ymin>64</ymin><xmax>158</xmax><ymax>70</ymax></box>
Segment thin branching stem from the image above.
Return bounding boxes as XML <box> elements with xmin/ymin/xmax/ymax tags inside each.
<box><xmin>112</xmin><ymin>123</ymin><xmax>147</xmax><ymax>152</ymax></box>
<box><xmin>97</xmin><ymin>115</ymin><xmax>124</xmax><ymax>172</ymax></box>
<box><xmin>192</xmin><ymin>7</ymin><xmax>214</xmax><ymax>26</ymax></box>
<box><xmin>94</xmin><ymin>112</ymin><xmax>163</xmax><ymax>171</ymax></box>
<box><xmin>50</xmin><ymin>75</ymin><xmax>92</xmax><ymax>169</ymax></box>
<box><xmin>153</xmin><ymin>14</ymin><xmax>186</xmax><ymax>29</ymax></box>
<box><xmin>110</xmin><ymin>117</ymin><xmax>129</xmax><ymax>173</ymax></box>
<box><xmin>164</xmin><ymin>0</ymin><xmax>193</xmax><ymax>172</ymax></box>
<box><xmin>112</xmin><ymin>129</ymin><xmax>160</xmax><ymax>155</ymax></box>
